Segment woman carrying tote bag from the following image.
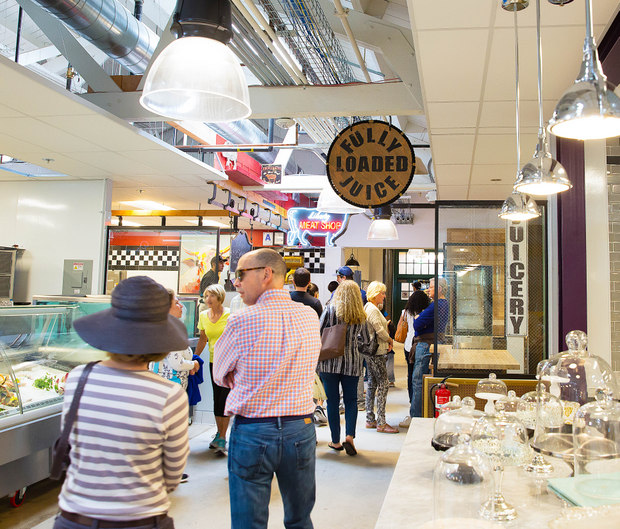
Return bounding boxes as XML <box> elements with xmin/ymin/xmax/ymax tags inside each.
<box><xmin>317</xmin><ymin>281</ymin><xmax>369</xmax><ymax>456</ymax></box>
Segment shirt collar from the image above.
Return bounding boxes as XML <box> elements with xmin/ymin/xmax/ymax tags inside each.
<box><xmin>256</xmin><ymin>288</ymin><xmax>289</xmax><ymax>305</ymax></box>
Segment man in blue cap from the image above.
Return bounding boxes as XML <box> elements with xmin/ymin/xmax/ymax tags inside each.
<box><xmin>336</xmin><ymin>266</ymin><xmax>367</xmax><ymax>304</ymax></box>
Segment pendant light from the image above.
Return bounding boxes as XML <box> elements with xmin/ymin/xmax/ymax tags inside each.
<box><xmin>547</xmin><ymin>0</ymin><xmax>620</xmax><ymax>140</ymax></box>
<box><xmin>345</xmin><ymin>251</ymin><xmax>360</xmax><ymax>267</ymax></box>
<box><xmin>139</xmin><ymin>0</ymin><xmax>251</xmax><ymax>123</ymax></box>
<box><xmin>499</xmin><ymin>0</ymin><xmax>541</xmax><ymax>221</ymax></box>
<box><xmin>317</xmin><ymin>186</ymin><xmax>365</xmax><ymax>214</ymax></box>
<box><xmin>514</xmin><ymin>0</ymin><xmax>572</xmax><ymax>196</ymax></box>
<box><xmin>367</xmin><ymin>206</ymin><xmax>398</xmax><ymax>240</ymax></box>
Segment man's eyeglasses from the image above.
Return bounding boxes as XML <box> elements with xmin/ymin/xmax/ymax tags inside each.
<box><xmin>234</xmin><ymin>267</ymin><xmax>266</xmax><ymax>281</ymax></box>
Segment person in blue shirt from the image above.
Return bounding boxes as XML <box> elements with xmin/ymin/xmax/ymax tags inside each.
<box><xmin>410</xmin><ymin>277</ymin><xmax>449</xmax><ymax>418</ymax></box>
<box><xmin>336</xmin><ymin>266</ymin><xmax>367</xmax><ymax>304</ymax></box>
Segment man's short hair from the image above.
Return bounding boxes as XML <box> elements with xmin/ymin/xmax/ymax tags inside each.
<box><xmin>433</xmin><ymin>277</ymin><xmax>448</xmax><ymax>293</ymax></box>
<box><xmin>250</xmin><ymin>248</ymin><xmax>287</xmax><ymax>279</ymax></box>
<box><xmin>211</xmin><ymin>255</ymin><xmax>226</xmax><ymax>267</ymax></box>
<box><xmin>327</xmin><ymin>281</ymin><xmax>339</xmax><ymax>293</ymax></box>
<box><xmin>413</xmin><ymin>281</ymin><xmax>422</xmax><ymax>290</ymax></box>
<box><xmin>293</xmin><ymin>267</ymin><xmax>311</xmax><ymax>288</ymax></box>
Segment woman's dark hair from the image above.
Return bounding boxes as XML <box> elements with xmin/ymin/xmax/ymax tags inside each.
<box><xmin>327</xmin><ymin>281</ymin><xmax>339</xmax><ymax>293</ymax></box>
<box><xmin>404</xmin><ymin>290</ymin><xmax>430</xmax><ymax>316</ymax></box>
<box><xmin>307</xmin><ymin>282</ymin><xmax>319</xmax><ymax>298</ymax></box>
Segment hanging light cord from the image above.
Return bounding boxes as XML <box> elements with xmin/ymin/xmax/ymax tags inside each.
<box><xmin>535</xmin><ymin>0</ymin><xmax>544</xmax><ymax>136</ymax></box>
<box><xmin>514</xmin><ymin>7</ymin><xmax>521</xmax><ymax>172</ymax></box>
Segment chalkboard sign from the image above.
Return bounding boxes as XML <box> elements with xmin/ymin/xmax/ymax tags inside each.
<box><xmin>229</xmin><ymin>231</ymin><xmax>252</xmax><ymax>272</ymax></box>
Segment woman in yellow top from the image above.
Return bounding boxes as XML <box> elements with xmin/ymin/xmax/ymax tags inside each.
<box><xmin>196</xmin><ymin>284</ymin><xmax>230</xmax><ymax>454</ymax></box>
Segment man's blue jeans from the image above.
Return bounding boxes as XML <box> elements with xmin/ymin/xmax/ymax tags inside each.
<box><xmin>410</xmin><ymin>342</ymin><xmax>431</xmax><ymax>417</ymax></box>
<box><xmin>319</xmin><ymin>372</ymin><xmax>359</xmax><ymax>443</ymax></box>
<box><xmin>228</xmin><ymin>417</ymin><xmax>316</xmax><ymax>529</ymax></box>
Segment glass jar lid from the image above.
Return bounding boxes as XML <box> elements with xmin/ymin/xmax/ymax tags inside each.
<box><xmin>432</xmin><ymin>397</ymin><xmax>483</xmax><ymax>451</ymax></box>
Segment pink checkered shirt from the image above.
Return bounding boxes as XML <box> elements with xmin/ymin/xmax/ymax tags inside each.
<box><xmin>213</xmin><ymin>288</ymin><xmax>321</xmax><ymax>417</ymax></box>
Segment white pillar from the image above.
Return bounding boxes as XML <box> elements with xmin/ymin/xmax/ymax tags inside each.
<box><xmin>584</xmin><ymin>140</ymin><xmax>611</xmax><ymax>363</ymax></box>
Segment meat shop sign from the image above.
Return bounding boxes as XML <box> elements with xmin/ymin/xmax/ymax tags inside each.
<box><xmin>326</xmin><ymin>120</ymin><xmax>415</xmax><ymax>208</ymax></box>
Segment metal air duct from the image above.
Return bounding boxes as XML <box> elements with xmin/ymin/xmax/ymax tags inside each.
<box><xmin>30</xmin><ymin>0</ymin><xmax>158</xmax><ymax>74</ymax></box>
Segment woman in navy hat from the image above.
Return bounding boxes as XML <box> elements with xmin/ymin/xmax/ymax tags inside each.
<box><xmin>53</xmin><ymin>276</ymin><xmax>190</xmax><ymax>529</ymax></box>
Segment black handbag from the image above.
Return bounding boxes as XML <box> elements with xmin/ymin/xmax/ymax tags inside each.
<box><xmin>50</xmin><ymin>361</ymin><xmax>99</xmax><ymax>480</ymax></box>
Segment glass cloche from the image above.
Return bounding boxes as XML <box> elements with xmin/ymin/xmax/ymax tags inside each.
<box><xmin>573</xmin><ymin>388</ymin><xmax>620</xmax><ymax>482</ymax></box>
<box><xmin>432</xmin><ymin>436</ymin><xmax>495</xmax><ymax>528</ymax></box>
<box><xmin>432</xmin><ymin>397</ymin><xmax>483</xmax><ymax>451</ymax></box>
<box><xmin>518</xmin><ymin>382</ymin><xmax>564</xmax><ymax>473</ymax></box>
<box><xmin>471</xmin><ymin>401</ymin><xmax>531</xmax><ymax>522</ymax></box>
<box><xmin>438</xmin><ymin>395</ymin><xmax>462</xmax><ymax>416</ymax></box>
<box><xmin>497</xmin><ymin>390</ymin><xmax>520</xmax><ymax>415</ymax></box>
<box><xmin>475</xmin><ymin>373</ymin><xmax>507</xmax><ymax>415</ymax></box>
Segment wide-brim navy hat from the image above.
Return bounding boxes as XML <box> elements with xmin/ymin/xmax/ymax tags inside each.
<box><xmin>73</xmin><ymin>276</ymin><xmax>189</xmax><ymax>355</ymax></box>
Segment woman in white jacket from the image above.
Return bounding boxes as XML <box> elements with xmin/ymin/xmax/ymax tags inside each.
<box><xmin>364</xmin><ymin>281</ymin><xmax>399</xmax><ymax>433</ymax></box>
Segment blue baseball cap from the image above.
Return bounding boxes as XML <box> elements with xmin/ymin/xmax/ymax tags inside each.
<box><xmin>336</xmin><ymin>266</ymin><xmax>354</xmax><ymax>278</ymax></box>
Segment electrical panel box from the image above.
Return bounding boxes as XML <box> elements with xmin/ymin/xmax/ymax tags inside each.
<box><xmin>62</xmin><ymin>259</ymin><xmax>93</xmax><ymax>296</ymax></box>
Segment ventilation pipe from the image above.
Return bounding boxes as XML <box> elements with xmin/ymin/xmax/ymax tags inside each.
<box><xmin>30</xmin><ymin>0</ymin><xmax>158</xmax><ymax>74</ymax></box>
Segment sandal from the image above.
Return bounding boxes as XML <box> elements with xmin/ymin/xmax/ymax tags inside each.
<box><xmin>365</xmin><ymin>421</ymin><xmax>377</xmax><ymax>429</ymax></box>
<box><xmin>376</xmin><ymin>423</ymin><xmax>399</xmax><ymax>434</ymax></box>
<box><xmin>328</xmin><ymin>442</ymin><xmax>344</xmax><ymax>451</ymax></box>
<box><xmin>342</xmin><ymin>440</ymin><xmax>357</xmax><ymax>456</ymax></box>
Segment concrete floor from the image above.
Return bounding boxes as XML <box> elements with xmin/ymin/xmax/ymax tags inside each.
<box><xmin>1</xmin><ymin>347</ymin><xmax>411</xmax><ymax>529</ymax></box>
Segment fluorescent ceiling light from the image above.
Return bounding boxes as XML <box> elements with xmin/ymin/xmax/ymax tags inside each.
<box><xmin>120</xmin><ymin>201</ymin><xmax>175</xmax><ymax>211</ymax></box>
<box><xmin>185</xmin><ymin>219</ymin><xmax>228</xmax><ymax>228</ymax></box>
<box><xmin>111</xmin><ymin>218</ymin><xmax>142</xmax><ymax>227</ymax></box>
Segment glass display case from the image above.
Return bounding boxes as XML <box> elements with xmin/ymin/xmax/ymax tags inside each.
<box><xmin>0</xmin><ymin>305</ymin><xmax>103</xmax><ymax>499</ymax></box>
<box><xmin>33</xmin><ymin>294</ymin><xmax>199</xmax><ymax>338</ymax></box>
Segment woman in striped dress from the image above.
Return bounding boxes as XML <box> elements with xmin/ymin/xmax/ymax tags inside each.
<box><xmin>317</xmin><ymin>280</ymin><xmax>369</xmax><ymax>456</ymax></box>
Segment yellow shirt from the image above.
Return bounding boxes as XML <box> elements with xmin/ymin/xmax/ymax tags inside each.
<box><xmin>198</xmin><ymin>308</ymin><xmax>230</xmax><ymax>362</ymax></box>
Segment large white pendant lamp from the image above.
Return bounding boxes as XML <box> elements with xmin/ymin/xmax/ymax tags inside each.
<box><xmin>139</xmin><ymin>0</ymin><xmax>251</xmax><ymax>123</ymax></box>
<box><xmin>547</xmin><ymin>0</ymin><xmax>620</xmax><ymax>140</ymax></box>
<box><xmin>499</xmin><ymin>1</ymin><xmax>541</xmax><ymax>221</ymax></box>
<box><xmin>514</xmin><ymin>0</ymin><xmax>572</xmax><ymax>196</ymax></box>
<box><xmin>367</xmin><ymin>206</ymin><xmax>398</xmax><ymax>240</ymax></box>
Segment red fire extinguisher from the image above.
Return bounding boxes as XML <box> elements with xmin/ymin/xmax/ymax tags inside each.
<box><xmin>434</xmin><ymin>383</ymin><xmax>451</xmax><ymax>417</ymax></box>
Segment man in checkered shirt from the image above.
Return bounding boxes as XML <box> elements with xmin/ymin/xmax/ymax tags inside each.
<box><xmin>214</xmin><ymin>248</ymin><xmax>321</xmax><ymax>529</ymax></box>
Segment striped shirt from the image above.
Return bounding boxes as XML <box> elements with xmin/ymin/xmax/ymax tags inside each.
<box><xmin>213</xmin><ymin>288</ymin><xmax>321</xmax><ymax>417</ymax></box>
<box><xmin>316</xmin><ymin>303</ymin><xmax>369</xmax><ymax>377</ymax></box>
<box><xmin>58</xmin><ymin>364</ymin><xmax>189</xmax><ymax>521</ymax></box>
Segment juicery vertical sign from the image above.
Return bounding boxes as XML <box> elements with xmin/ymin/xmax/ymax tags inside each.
<box><xmin>506</xmin><ymin>222</ymin><xmax>528</xmax><ymax>336</ymax></box>
<box><xmin>326</xmin><ymin>120</ymin><xmax>415</xmax><ymax>208</ymax></box>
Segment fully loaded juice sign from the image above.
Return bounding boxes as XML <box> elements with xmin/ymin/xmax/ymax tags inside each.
<box><xmin>327</xmin><ymin>120</ymin><xmax>415</xmax><ymax>208</ymax></box>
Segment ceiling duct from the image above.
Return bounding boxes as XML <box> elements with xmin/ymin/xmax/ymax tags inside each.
<box><xmin>28</xmin><ymin>0</ymin><xmax>158</xmax><ymax>74</ymax></box>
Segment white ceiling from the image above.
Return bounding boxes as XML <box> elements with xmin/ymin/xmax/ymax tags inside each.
<box><xmin>0</xmin><ymin>0</ymin><xmax>618</xmax><ymax>212</ymax></box>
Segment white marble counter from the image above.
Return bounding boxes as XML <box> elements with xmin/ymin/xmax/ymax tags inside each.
<box><xmin>374</xmin><ymin>418</ymin><xmax>573</xmax><ymax>529</ymax></box>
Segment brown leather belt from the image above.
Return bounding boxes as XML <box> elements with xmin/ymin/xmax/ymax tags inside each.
<box><xmin>60</xmin><ymin>510</ymin><xmax>168</xmax><ymax>528</ymax></box>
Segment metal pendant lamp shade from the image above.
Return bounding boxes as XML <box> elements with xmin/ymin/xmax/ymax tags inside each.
<box><xmin>317</xmin><ymin>186</ymin><xmax>365</xmax><ymax>214</ymax></box>
<box><xmin>367</xmin><ymin>206</ymin><xmax>398</xmax><ymax>240</ymax></box>
<box><xmin>514</xmin><ymin>0</ymin><xmax>571</xmax><ymax>196</ymax></box>
<box><xmin>345</xmin><ymin>252</ymin><xmax>360</xmax><ymax>267</ymax></box>
<box><xmin>514</xmin><ymin>137</ymin><xmax>572</xmax><ymax>195</ymax></box>
<box><xmin>499</xmin><ymin>192</ymin><xmax>541</xmax><ymax>221</ymax></box>
<box><xmin>139</xmin><ymin>0</ymin><xmax>251</xmax><ymax>123</ymax></box>
<box><xmin>547</xmin><ymin>0</ymin><xmax>620</xmax><ymax>140</ymax></box>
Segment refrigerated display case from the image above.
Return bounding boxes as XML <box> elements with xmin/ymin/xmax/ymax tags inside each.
<box><xmin>0</xmin><ymin>305</ymin><xmax>104</xmax><ymax>504</ymax></box>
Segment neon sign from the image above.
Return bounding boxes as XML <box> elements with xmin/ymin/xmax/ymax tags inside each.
<box><xmin>287</xmin><ymin>208</ymin><xmax>349</xmax><ymax>247</ymax></box>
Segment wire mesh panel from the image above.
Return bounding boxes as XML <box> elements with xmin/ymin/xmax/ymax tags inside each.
<box><xmin>257</xmin><ymin>0</ymin><xmax>356</xmax><ymax>85</ymax></box>
<box><xmin>435</xmin><ymin>204</ymin><xmax>546</xmax><ymax>377</ymax></box>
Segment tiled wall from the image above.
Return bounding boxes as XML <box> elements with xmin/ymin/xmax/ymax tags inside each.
<box><xmin>607</xmin><ymin>137</ymin><xmax>620</xmax><ymax>370</ymax></box>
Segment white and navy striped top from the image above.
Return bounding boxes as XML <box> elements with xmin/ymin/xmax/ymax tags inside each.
<box><xmin>58</xmin><ymin>364</ymin><xmax>189</xmax><ymax>521</ymax></box>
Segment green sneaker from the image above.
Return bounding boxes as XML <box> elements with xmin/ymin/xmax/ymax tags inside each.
<box><xmin>209</xmin><ymin>433</ymin><xmax>220</xmax><ymax>450</ymax></box>
<box><xmin>214</xmin><ymin>436</ymin><xmax>227</xmax><ymax>455</ymax></box>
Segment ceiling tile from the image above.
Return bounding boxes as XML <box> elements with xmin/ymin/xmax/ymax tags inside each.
<box><xmin>417</xmin><ymin>29</ymin><xmax>489</xmax><ymax>102</ymax></box>
<box><xmin>434</xmin><ymin>165</ymin><xmax>471</xmax><ymax>186</ymax></box>
<box><xmin>437</xmin><ymin>186</ymin><xmax>469</xmax><ymax>200</ymax></box>
<box><xmin>411</xmin><ymin>1</ymin><xmax>494</xmax><ymax>30</ymax></box>
<box><xmin>468</xmin><ymin>184</ymin><xmax>515</xmax><ymax>200</ymax></box>
<box><xmin>427</xmin><ymin>102</ymin><xmax>479</xmax><ymax>128</ymax></box>
<box><xmin>430</xmin><ymin>134</ymin><xmax>475</xmax><ymax>164</ymax></box>
<box><xmin>470</xmin><ymin>164</ymin><xmax>516</xmax><ymax>185</ymax></box>
<box><xmin>474</xmin><ymin>132</ymin><xmax>538</xmax><ymax>165</ymax></box>
<box><xmin>0</xmin><ymin>103</ymin><xmax>25</xmax><ymax>118</ymax></box>
<box><xmin>69</xmin><ymin>151</ymin><xmax>158</xmax><ymax>176</ymax></box>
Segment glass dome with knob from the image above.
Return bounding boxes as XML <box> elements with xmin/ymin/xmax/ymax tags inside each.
<box><xmin>432</xmin><ymin>397</ymin><xmax>483</xmax><ymax>452</ymax></box>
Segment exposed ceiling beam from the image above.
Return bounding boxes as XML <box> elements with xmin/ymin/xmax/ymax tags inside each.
<box><xmin>81</xmin><ymin>81</ymin><xmax>423</xmax><ymax>121</ymax></box>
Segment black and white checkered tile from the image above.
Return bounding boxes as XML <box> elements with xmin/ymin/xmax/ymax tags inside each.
<box><xmin>108</xmin><ymin>247</ymin><xmax>179</xmax><ymax>271</ymax></box>
<box><xmin>281</xmin><ymin>248</ymin><xmax>325</xmax><ymax>274</ymax></box>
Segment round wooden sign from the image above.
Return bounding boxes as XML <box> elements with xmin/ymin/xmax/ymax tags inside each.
<box><xmin>326</xmin><ymin>120</ymin><xmax>415</xmax><ymax>208</ymax></box>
